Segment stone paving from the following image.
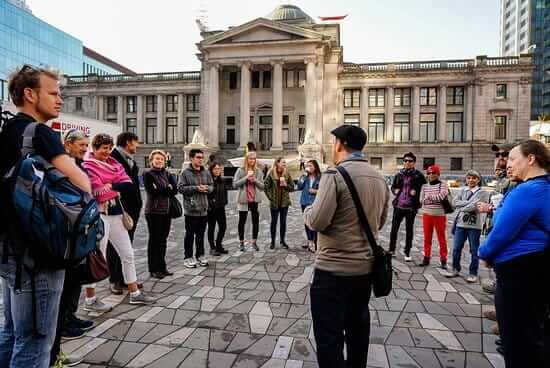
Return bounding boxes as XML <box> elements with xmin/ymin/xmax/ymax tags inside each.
<box><xmin>58</xmin><ymin>191</ymin><xmax>504</xmax><ymax>368</ymax></box>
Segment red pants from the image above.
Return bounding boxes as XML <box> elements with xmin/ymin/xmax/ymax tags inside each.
<box><xmin>422</xmin><ymin>214</ymin><xmax>448</xmax><ymax>261</ymax></box>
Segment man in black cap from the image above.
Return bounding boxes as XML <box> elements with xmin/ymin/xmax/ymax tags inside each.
<box><xmin>304</xmin><ymin>125</ymin><xmax>389</xmax><ymax>368</ymax></box>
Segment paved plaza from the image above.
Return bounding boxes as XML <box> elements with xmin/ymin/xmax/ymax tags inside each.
<box><xmin>55</xmin><ymin>191</ymin><xmax>504</xmax><ymax>368</ymax></box>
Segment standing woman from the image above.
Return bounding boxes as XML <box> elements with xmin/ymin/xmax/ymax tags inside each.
<box><xmin>82</xmin><ymin>133</ymin><xmax>155</xmax><ymax>305</ymax></box>
<box><xmin>297</xmin><ymin>159</ymin><xmax>321</xmax><ymax>252</ymax></box>
<box><xmin>143</xmin><ymin>150</ymin><xmax>177</xmax><ymax>279</ymax></box>
<box><xmin>419</xmin><ymin>164</ymin><xmax>449</xmax><ymax>268</ymax></box>
<box><xmin>208</xmin><ymin>162</ymin><xmax>229</xmax><ymax>256</ymax></box>
<box><xmin>265</xmin><ymin>157</ymin><xmax>294</xmax><ymax>249</ymax></box>
<box><xmin>233</xmin><ymin>151</ymin><xmax>265</xmax><ymax>251</ymax></box>
<box><xmin>478</xmin><ymin>140</ymin><xmax>549</xmax><ymax>368</ymax></box>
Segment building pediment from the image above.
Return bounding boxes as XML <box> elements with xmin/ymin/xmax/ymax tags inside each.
<box><xmin>200</xmin><ymin>18</ymin><xmax>325</xmax><ymax>47</ymax></box>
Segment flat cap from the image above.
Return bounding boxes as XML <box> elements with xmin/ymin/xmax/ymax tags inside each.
<box><xmin>331</xmin><ymin>125</ymin><xmax>367</xmax><ymax>151</ymax></box>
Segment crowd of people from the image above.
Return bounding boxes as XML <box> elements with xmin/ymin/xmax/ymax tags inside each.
<box><xmin>0</xmin><ymin>66</ymin><xmax>548</xmax><ymax>368</ymax></box>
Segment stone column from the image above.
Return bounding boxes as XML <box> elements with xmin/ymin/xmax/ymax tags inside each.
<box><xmin>208</xmin><ymin>63</ymin><xmax>220</xmax><ymax>148</ymax></box>
<box><xmin>136</xmin><ymin>95</ymin><xmax>145</xmax><ymax>143</ymax></box>
<box><xmin>117</xmin><ymin>96</ymin><xmax>124</xmax><ymax>128</ymax></box>
<box><xmin>412</xmin><ymin>86</ymin><xmax>420</xmax><ymax>141</ymax></box>
<box><xmin>97</xmin><ymin>96</ymin><xmax>104</xmax><ymax>121</ymax></box>
<box><xmin>438</xmin><ymin>85</ymin><xmax>447</xmax><ymax>142</ymax></box>
<box><xmin>305</xmin><ymin>57</ymin><xmax>317</xmax><ymax>141</ymax></box>
<box><xmin>465</xmin><ymin>84</ymin><xmax>474</xmax><ymax>142</ymax></box>
<box><xmin>177</xmin><ymin>93</ymin><xmax>185</xmax><ymax>143</ymax></box>
<box><xmin>156</xmin><ymin>94</ymin><xmax>165</xmax><ymax>144</ymax></box>
<box><xmin>271</xmin><ymin>61</ymin><xmax>283</xmax><ymax>151</ymax></box>
<box><xmin>385</xmin><ymin>87</ymin><xmax>394</xmax><ymax>142</ymax></box>
<box><xmin>239</xmin><ymin>62</ymin><xmax>251</xmax><ymax>149</ymax></box>
<box><xmin>360</xmin><ymin>86</ymin><xmax>369</xmax><ymax>132</ymax></box>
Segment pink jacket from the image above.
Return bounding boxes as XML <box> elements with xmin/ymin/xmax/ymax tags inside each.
<box><xmin>82</xmin><ymin>152</ymin><xmax>131</xmax><ymax>205</ymax></box>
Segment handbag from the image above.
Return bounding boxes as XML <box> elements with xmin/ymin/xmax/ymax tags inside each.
<box><xmin>119</xmin><ymin>201</ymin><xmax>134</xmax><ymax>231</ymax></box>
<box><xmin>335</xmin><ymin>166</ymin><xmax>393</xmax><ymax>298</ymax></box>
<box><xmin>168</xmin><ymin>196</ymin><xmax>183</xmax><ymax>219</ymax></box>
<box><xmin>76</xmin><ymin>249</ymin><xmax>110</xmax><ymax>285</ymax></box>
<box><xmin>439</xmin><ymin>183</ymin><xmax>455</xmax><ymax>214</ymax></box>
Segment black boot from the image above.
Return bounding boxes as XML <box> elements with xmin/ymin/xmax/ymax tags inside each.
<box><xmin>418</xmin><ymin>257</ymin><xmax>430</xmax><ymax>267</ymax></box>
<box><xmin>281</xmin><ymin>242</ymin><xmax>289</xmax><ymax>249</ymax></box>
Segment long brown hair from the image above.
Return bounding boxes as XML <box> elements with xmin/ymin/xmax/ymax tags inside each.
<box><xmin>517</xmin><ymin>139</ymin><xmax>550</xmax><ymax>171</ymax></box>
<box><xmin>307</xmin><ymin>159</ymin><xmax>321</xmax><ymax>177</ymax></box>
<box><xmin>269</xmin><ymin>157</ymin><xmax>287</xmax><ymax>180</ymax></box>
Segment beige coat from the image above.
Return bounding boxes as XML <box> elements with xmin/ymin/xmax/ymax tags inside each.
<box><xmin>304</xmin><ymin>156</ymin><xmax>390</xmax><ymax>275</ymax></box>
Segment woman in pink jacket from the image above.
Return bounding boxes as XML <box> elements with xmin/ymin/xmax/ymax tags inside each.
<box><xmin>82</xmin><ymin>134</ymin><xmax>155</xmax><ymax>306</ymax></box>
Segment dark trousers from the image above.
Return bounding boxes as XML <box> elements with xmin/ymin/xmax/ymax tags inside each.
<box><xmin>270</xmin><ymin>207</ymin><xmax>289</xmax><ymax>244</ymax></box>
<box><xmin>301</xmin><ymin>205</ymin><xmax>317</xmax><ymax>243</ymax></box>
<box><xmin>107</xmin><ymin>210</ymin><xmax>139</xmax><ymax>285</ymax></box>
<box><xmin>50</xmin><ymin>269</ymin><xmax>82</xmax><ymax>365</ymax></box>
<box><xmin>146</xmin><ymin>214</ymin><xmax>171</xmax><ymax>273</ymax></box>
<box><xmin>389</xmin><ymin>207</ymin><xmax>416</xmax><ymax>254</ymax></box>
<box><xmin>310</xmin><ymin>269</ymin><xmax>373</xmax><ymax>368</ymax></box>
<box><xmin>184</xmin><ymin>215</ymin><xmax>207</xmax><ymax>259</ymax></box>
<box><xmin>238</xmin><ymin>202</ymin><xmax>259</xmax><ymax>241</ymax></box>
<box><xmin>494</xmin><ymin>251</ymin><xmax>549</xmax><ymax>368</ymax></box>
<box><xmin>207</xmin><ymin>207</ymin><xmax>227</xmax><ymax>249</ymax></box>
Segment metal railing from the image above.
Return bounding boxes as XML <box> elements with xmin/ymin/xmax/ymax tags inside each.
<box><xmin>67</xmin><ymin>71</ymin><xmax>201</xmax><ymax>84</ymax></box>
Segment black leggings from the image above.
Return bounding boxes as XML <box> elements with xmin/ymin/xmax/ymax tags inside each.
<box><xmin>238</xmin><ymin>202</ymin><xmax>259</xmax><ymax>241</ymax></box>
<box><xmin>208</xmin><ymin>207</ymin><xmax>227</xmax><ymax>249</ymax></box>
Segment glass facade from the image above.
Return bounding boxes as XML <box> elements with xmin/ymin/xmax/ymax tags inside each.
<box><xmin>530</xmin><ymin>0</ymin><xmax>549</xmax><ymax>119</ymax></box>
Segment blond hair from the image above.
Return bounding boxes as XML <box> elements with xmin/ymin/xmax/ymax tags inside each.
<box><xmin>148</xmin><ymin>149</ymin><xmax>167</xmax><ymax>163</ymax></box>
<box><xmin>242</xmin><ymin>151</ymin><xmax>257</xmax><ymax>171</ymax></box>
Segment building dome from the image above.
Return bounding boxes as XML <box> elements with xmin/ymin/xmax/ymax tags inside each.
<box><xmin>267</xmin><ymin>4</ymin><xmax>315</xmax><ymax>24</ymax></box>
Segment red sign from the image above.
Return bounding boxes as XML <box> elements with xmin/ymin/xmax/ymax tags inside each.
<box><xmin>50</xmin><ymin>121</ymin><xmax>91</xmax><ymax>136</ymax></box>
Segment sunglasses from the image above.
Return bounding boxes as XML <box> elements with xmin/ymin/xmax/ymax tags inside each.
<box><xmin>403</xmin><ymin>159</ymin><xmax>414</xmax><ymax>163</ymax></box>
<box><xmin>427</xmin><ymin>172</ymin><xmax>438</xmax><ymax>175</ymax></box>
<box><xmin>495</xmin><ymin>152</ymin><xmax>509</xmax><ymax>158</ymax></box>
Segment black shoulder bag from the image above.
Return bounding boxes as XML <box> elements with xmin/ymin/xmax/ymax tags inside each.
<box><xmin>335</xmin><ymin>165</ymin><xmax>393</xmax><ymax>298</ymax></box>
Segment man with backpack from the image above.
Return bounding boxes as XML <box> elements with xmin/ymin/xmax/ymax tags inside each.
<box><xmin>0</xmin><ymin>65</ymin><xmax>91</xmax><ymax>367</ymax></box>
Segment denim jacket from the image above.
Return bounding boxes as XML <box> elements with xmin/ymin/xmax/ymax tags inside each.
<box><xmin>297</xmin><ymin>175</ymin><xmax>321</xmax><ymax>206</ymax></box>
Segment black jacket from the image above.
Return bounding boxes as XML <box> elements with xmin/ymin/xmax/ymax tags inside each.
<box><xmin>208</xmin><ymin>176</ymin><xmax>228</xmax><ymax>210</ymax></box>
<box><xmin>391</xmin><ymin>169</ymin><xmax>427</xmax><ymax>210</ymax></box>
<box><xmin>143</xmin><ymin>169</ymin><xmax>178</xmax><ymax>215</ymax></box>
<box><xmin>110</xmin><ymin>147</ymin><xmax>143</xmax><ymax>218</ymax></box>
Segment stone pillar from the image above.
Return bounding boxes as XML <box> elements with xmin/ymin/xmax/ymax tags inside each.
<box><xmin>305</xmin><ymin>57</ymin><xmax>316</xmax><ymax>141</ymax></box>
<box><xmin>271</xmin><ymin>61</ymin><xmax>283</xmax><ymax>151</ymax></box>
<box><xmin>438</xmin><ymin>85</ymin><xmax>447</xmax><ymax>142</ymax></box>
<box><xmin>412</xmin><ymin>86</ymin><xmax>420</xmax><ymax>141</ymax></box>
<box><xmin>156</xmin><ymin>94</ymin><xmax>165</xmax><ymax>143</ymax></box>
<box><xmin>117</xmin><ymin>96</ymin><xmax>124</xmax><ymax>128</ymax></box>
<box><xmin>239</xmin><ymin>62</ymin><xmax>251</xmax><ymax>149</ymax></box>
<box><xmin>136</xmin><ymin>95</ymin><xmax>145</xmax><ymax>143</ymax></box>
<box><xmin>208</xmin><ymin>63</ymin><xmax>220</xmax><ymax>148</ymax></box>
<box><xmin>465</xmin><ymin>84</ymin><xmax>474</xmax><ymax>142</ymax></box>
<box><xmin>97</xmin><ymin>96</ymin><xmax>104</xmax><ymax>121</ymax></box>
<box><xmin>385</xmin><ymin>87</ymin><xmax>394</xmax><ymax>142</ymax></box>
<box><xmin>360</xmin><ymin>86</ymin><xmax>369</xmax><ymax>132</ymax></box>
<box><xmin>177</xmin><ymin>93</ymin><xmax>185</xmax><ymax>143</ymax></box>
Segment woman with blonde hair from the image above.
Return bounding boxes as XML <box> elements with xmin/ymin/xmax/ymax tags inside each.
<box><xmin>233</xmin><ymin>148</ymin><xmax>264</xmax><ymax>251</ymax></box>
<box><xmin>143</xmin><ymin>150</ymin><xmax>178</xmax><ymax>279</ymax></box>
<box><xmin>265</xmin><ymin>157</ymin><xmax>294</xmax><ymax>249</ymax></box>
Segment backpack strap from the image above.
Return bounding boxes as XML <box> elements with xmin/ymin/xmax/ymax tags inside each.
<box><xmin>21</xmin><ymin>122</ymin><xmax>38</xmax><ymax>157</ymax></box>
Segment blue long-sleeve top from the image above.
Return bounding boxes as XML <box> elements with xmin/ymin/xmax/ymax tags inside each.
<box><xmin>296</xmin><ymin>174</ymin><xmax>321</xmax><ymax>206</ymax></box>
<box><xmin>478</xmin><ymin>174</ymin><xmax>550</xmax><ymax>264</ymax></box>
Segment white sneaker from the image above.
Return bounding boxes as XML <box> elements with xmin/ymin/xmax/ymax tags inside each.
<box><xmin>83</xmin><ymin>298</ymin><xmax>112</xmax><ymax>313</ymax></box>
<box><xmin>404</xmin><ymin>255</ymin><xmax>412</xmax><ymax>262</ymax></box>
<box><xmin>444</xmin><ymin>269</ymin><xmax>460</xmax><ymax>278</ymax></box>
<box><xmin>184</xmin><ymin>258</ymin><xmax>197</xmax><ymax>268</ymax></box>
<box><xmin>197</xmin><ymin>256</ymin><xmax>209</xmax><ymax>267</ymax></box>
<box><xmin>466</xmin><ymin>275</ymin><xmax>478</xmax><ymax>283</ymax></box>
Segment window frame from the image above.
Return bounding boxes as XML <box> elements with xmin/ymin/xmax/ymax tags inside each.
<box><xmin>145</xmin><ymin>95</ymin><xmax>157</xmax><ymax>113</ymax></box>
<box><xmin>126</xmin><ymin>96</ymin><xmax>137</xmax><ymax>113</ymax></box>
<box><xmin>394</xmin><ymin>88</ymin><xmax>411</xmax><ymax>107</ymax></box>
<box><xmin>369</xmin><ymin>88</ymin><xmax>385</xmax><ymax>107</ymax></box>
<box><xmin>368</xmin><ymin>114</ymin><xmax>385</xmax><ymax>143</ymax></box>
<box><xmin>165</xmin><ymin>95</ymin><xmax>178</xmax><ymax>113</ymax></box>
<box><xmin>419</xmin><ymin>113</ymin><xmax>437</xmax><ymax>142</ymax></box>
<box><xmin>447</xmin><ymin>112</ymin><xmax>463</xmax><ymax>142</ymax></box>
<box><xmin>495</xmin><ymin>115</ymin><xmax>507</xmax><ymax>140</ymax></box>
<box><xmin>446</xmin><ymin>86</ymin><xmax>464</xmax><ymax>105</ymax></box>
<box><xmin>186</xmin><ymin>94</ymin><xmax>200</xmax><ymax>112</ymax></box>
<box><xmin>145</xmin><ymin>117</ymin><xmax>157</xmax><ymax>144</ymax></box>
<box><xmin>420</xmin><ymin>87</ymin><xmax>437</xmax><ymax>106</ymax></box>
<box><xmin>393</xmin><ymin>113</ymin><xmax>410</xmax><ymax>143</ymax></box>
<box><xmin>496</xmin><ymin>84</ymin><xmax>508</xmax><ymax>99</ymax></box>
<box><xmin>166</xmin><ymin>117</ymin><xmax>178</xmax><ymax>144</ymax></box>
<box><xmin>343</xmin><ymin>89</ymin><xmax>361</xmax><ymax>108</ymax></box>
<box><xmin>75</xmin><ymin>96</ymin><xmax>82</xmax><ymax>111</ymax></box>
<box><xmin>106</xmin><ymin>96</ymin><xmax>117</xmax><ymax>114</ymax></box>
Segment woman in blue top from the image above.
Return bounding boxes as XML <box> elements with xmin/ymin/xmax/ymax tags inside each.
<box><xmin>297</xmin><ymin>159</ymin><xmax>321</xmax><ymax>252</ymax></box>
<box><xmin>478</xmin><ymin>140</ymin><xmax>550</xmax><ymax>368</ymax></box>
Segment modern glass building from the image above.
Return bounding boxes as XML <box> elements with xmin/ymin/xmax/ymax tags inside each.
<box><xmin>0</xmin><ymin>0</ymin><xmax>134</xmax><ymax>101</ymax></box>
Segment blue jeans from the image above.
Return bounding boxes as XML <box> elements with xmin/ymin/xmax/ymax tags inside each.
<box><xmin>452</xmin><ymin>227</ymin><xmax>481</xmax><ymax>276</ymax></box>
<box><xmin>0</xmin><ymin>257</ymin><xmax>65</xmax><ymax>368</ymax></box>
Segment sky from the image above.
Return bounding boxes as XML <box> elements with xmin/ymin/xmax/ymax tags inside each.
<box><xmin>25</xmin><ymin>0</ymin><xmax>501</xmax><ymax>74</ymax></box>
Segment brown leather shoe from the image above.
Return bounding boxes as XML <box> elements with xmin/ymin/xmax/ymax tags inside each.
<box><xmin>490</xmin><ymin>323</ymin><xmax>500</xmax><ymax>335</ymax></box>
<box><xmin>484</xmin><ymin>309</ymin><xmax>497</xmax><ymax>321</ymax></box>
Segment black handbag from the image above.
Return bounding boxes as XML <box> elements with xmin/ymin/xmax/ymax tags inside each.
<box><xmin>439</xmin><ymin>183</ymin><xmax>455</xmax><ymax>214</ymax></box>
<box><xmin>168</xmin><ymin>196</ymin><xmax>183</xmax><ymax>219</ymax></box>
<box><xmin>335</xmin><ymin>166</ymin><xmax>393</xmax><ymax>298</ymax></box>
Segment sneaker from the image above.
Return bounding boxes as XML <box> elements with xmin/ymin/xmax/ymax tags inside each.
<box><xmin>162</xmin><ymin>270</ymin><xmax>174</xmax><ymax>276</ymax></box>
<box><xmin>110</xmin><ymin>283</ymin><xmax>124</xmax><ymax>296</ymax></box>
<box><xmin>150</xmin><ymin>272</ymin><xmax>165</xmax><ymax>279</ymax></box>
<box><xmin>440</xmin><ymin>260</ymin><xmax>448</xmax><ymax>270</ymax></box>
<box><xmin>61</xmin><ymin>326</ymin><xmax>85</xmax><ymax>340</ymax></box>
<box><xmin>239</xmin><ymin>243</ymin><xmax>246</xmax><ymax>252</ymax></box>
<box><xmin>404</xmin><ymin>255</ymin><xmax>412</xmax><ymax>262</ymax></box>
<box><xmin>83</xmin><ymin>298</ymin><xmax>113</xmax><ymax>313</ymax></box>
<box><xmin>483</xmin><ymin>309</ymin><xmax>497</xmax><ymax>321</ymax></box>
<box><xmin>130</xmin><ymin>291</ymin><xmax>156</xmax><ymax>305</ymax></box>
<box><xmin>444</xmin><ymin>269</ymin><xmax>460</xmax><ymax>278</ymax></box>
<box><xmin>184</xmin><ymin>258</ymin><xmax>197</xmax><ymax>268</ymax></box>
<box><xmin>481</xmin><ymin>279</ymin><xmax>496</xmax><ymax>294</ymax></box>
<box><xmin>217</xmin><ymin>247</ymin><xmax>229</xmax><ymax>254</ymax></box>
<box><xmin>210</xmin><ymin>249</ymin><xmax>221</xmax><ymax>256</ymax></box>
<box><xmin>269</xmin><ymin>242</ymin><xmax>275</xmax><ymax>250</ymax></box>
<box><xmin>252</xmin><ymin>243</ymin><xmax>259</xmax><ymax>251</ymax></box>
<box><xmin>495</xmin><ymin>338</ymin><xmax>502</xmax><ymax>346</ymax></box>
<box><xmin>57</xmin><ymin>352</ymin><xmax>84</xmax><ymax>367</ymax></box>
<box><xmin>418</xmin><ymin>257</ymin><xmax>430</xmax><ymax>267</ymax></box>
<box><xmin>388</xmin><ymin>250</ymin><xmax>396</xmax><ymax>257</ymax></box>
<box><xmin>496</xmin><ymin>346</ymin><xmax>505</xmax><ymax>356</ymax></box>
<box><xmin>466</xmin><ymin>275</ymin><xmax>478</xmax><ymax>283</ymax></box>
<box><xmin>197</xmin><ymin>256</ymin><xmax>209</xmax><ymax>267</ymax></box>
<box><xmin>66</xmin><ymin>315</ymin><xmax>94</xmax><ymax>331</ymax></box>
<box><xmin>281</xmin><ymin>242</ymin><xmax>289</xmax><ymax>250</ymax></box>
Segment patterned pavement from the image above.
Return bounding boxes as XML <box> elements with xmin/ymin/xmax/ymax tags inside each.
<box><xmin>53</xmin><ymin>191</ymin><xmax>505</xmax><ymax>368</ymax></box>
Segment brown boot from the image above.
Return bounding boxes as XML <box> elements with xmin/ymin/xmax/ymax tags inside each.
<box><xmin>490</xmin><ymin>323</ymin><xmax>500</xmax><ymax>335</ymax></box>
<box><xmin>484</xmin><ymin>309</ymin><xmax>497</xmax><ymax>321</ymax></box>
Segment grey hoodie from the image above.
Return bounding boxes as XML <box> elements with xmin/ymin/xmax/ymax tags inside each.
<box><xmin>454</xmin><ymin>186</ymin><xmax>490</xmax><ymax>230</ymax></box>
<box><xmin>177</xmin><ymin>165</ymin><xmax>213</xmax><ymax>217</ymax></box>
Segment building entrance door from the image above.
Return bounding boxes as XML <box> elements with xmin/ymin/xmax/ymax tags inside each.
<box><xmin>259</xmin><ymin>115</ymin><xmax>272</xmax><ymax>150</ymax></box>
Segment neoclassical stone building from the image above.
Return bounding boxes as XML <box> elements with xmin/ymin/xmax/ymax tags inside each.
<box><xmin>62</xmin><ymin>5</ymin><xmax>534</xmax><ymax>174</ymax></box>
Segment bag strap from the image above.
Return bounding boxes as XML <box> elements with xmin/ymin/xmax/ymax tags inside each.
<box><xmin>335</xmin><ymin>165</ymin><xmax>384</xmax><ymax>255</ymax></box>
<box><xmin>21</xmin><ymin>122</ymin><xmax>38</xmax><ymax>157</ymax></box>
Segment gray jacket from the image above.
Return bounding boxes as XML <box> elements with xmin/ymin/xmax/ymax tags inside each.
<box><xmin>454</xmin><ymin>186</ymin><xmax>490</xmax><ymax>230</ymax></box>
<box><xmin>177</xmin><ymin>165</ymin><xmax>213</xmax><ymax>217</ymax></box>
<box><xmin>233</xmin><ymin>168</ymin><xmax>265</xmax><ymax>212</ymax></box>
